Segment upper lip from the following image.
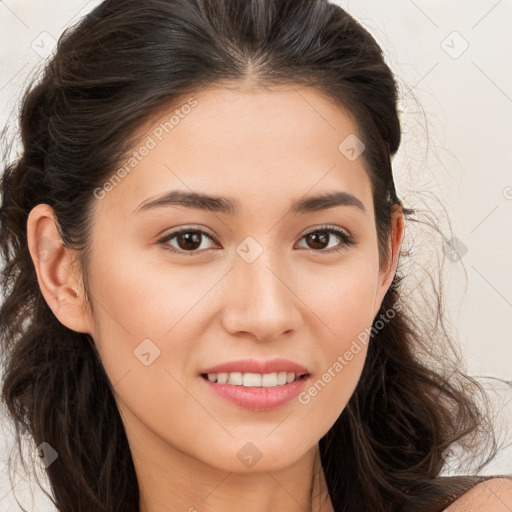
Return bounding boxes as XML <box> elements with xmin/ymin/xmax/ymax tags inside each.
<box><xmin>200</xmin><ymin>358</ymin><xmax>309</xmax><ymax>375</ymax></box>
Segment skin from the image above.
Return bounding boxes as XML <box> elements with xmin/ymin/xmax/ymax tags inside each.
<box><xmin>27</xmin><ymin>82</ymin><xmax>406</xmax><ymax>512</ymax></box>
<box><xmin>445</xmin><ymin>478</ymin><xmax>512</xmax><ymax>511</ymax></box>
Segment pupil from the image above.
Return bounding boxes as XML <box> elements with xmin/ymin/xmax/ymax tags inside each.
<box><xmin>179</xmin><ymin>232</ymin><xmax>201</xmax><ymax>250</ymax></box>
<box><xmin>307</xmin><ymin>232</ymin><xmax>328</xmax><ymax>250</ymax></box>
<box><xmin>176</xmin><ymin>231</ymin><xmax>331</xmax><ymax>251</ymax></box>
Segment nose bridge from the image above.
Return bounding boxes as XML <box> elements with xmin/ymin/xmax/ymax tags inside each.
<box><xmin>223</xmin><ymin>236</ymin><xmax>301</xmax><ymax>340</ymax></box>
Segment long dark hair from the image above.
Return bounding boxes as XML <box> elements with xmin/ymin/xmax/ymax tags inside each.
<box><xmin>0</xmin><ymin>1</ymin><xmax>502</xmax><ymax>511</ymax></box>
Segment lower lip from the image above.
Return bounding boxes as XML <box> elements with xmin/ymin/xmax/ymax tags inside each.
<box><xmin>200</xmin><ymin>375</ymin><xmax>309</xmax><ymax>411</ymax></box>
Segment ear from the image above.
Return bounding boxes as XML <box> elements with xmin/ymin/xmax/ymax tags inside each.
<box><xmin>26</xmin><ymin>203</ymin><xmax>94</xmax><ymax>334</ymax></box>
<box><xmin>372</xmin><ymin>205</ymin><xmax>405</xmax><ymax>317</ymax></box>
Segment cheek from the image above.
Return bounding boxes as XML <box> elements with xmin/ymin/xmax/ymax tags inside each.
<box><xmin>89</xmin><ymin>236</ymin><xmax>379</xmax><ymax>384</ymax></box>
<box><xmin>83</xmin><ymin>237</ymin><xmax>380</xmax><ymax>472</ymax></box>
<box><xmin>86</xmin><ymin>242</ymin><xmax>253</xmax><ymax>415</ymax></box>
<box><xmin>295</xmin><ymin>261</ymin><xmax>378</xmax><ymax>420</ymax></box>
<box><xmin>87</xmin><ymin>240</ymin><xmax>221</xmax><ymax>339</ymax></box>
<box><xmin>85</xmin><ymin>246</ymin><xmax>214</xmax><ymax>435</ymax></box>
<box><xmin>306</xmin><ymin>257</ymin><xmax>379</xmax><ymax>346</ymax></box>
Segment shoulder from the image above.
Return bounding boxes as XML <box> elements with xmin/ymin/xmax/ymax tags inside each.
<box><xmin>444</xmin><ymin>477</ymin><xmax>512</xmax><ymax>511</ymax></box>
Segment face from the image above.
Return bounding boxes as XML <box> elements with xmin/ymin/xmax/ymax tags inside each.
<box><xmin>37</xmin><ymin>83</ymin><xmax>403</xmax><ymax>475</ymax></box>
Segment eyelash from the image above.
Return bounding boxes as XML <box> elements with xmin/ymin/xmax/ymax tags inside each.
<box><xmin>157</xmin><ymin>225</ymin><xmax>356</xmax><ymax>256</ymax></box>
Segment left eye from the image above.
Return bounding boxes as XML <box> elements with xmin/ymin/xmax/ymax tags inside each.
<box><xmin>158</xmin><ymin>226</ymin><xmax>355</xmax><ymax>255</ymax></box>
<box><xmin>296</xmin><ymin>227</ymin><xmax>355</xmax><ymax>253</ymax></box>
<box><xmin>159</xmin><ymin>228</ymin><xmax>219</xmax><ymax>254</ymax></box>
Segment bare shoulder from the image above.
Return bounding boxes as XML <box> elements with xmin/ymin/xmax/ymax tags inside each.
<box><xmin>445</xmin><ymin>477</ymin><xmax>512</xmax><ymax>511</ymax></box>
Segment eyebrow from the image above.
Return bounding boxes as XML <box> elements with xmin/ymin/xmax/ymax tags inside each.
<box><xmin>133</xmin><ymin>190</ymin><xmax>366</xmax><ymax>215</ymax></box>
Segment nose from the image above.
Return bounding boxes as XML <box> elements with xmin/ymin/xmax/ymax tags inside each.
<box><xmin>221</xmin><ymin>250</ymin><xmax>302</xmax><ymax>342</ymax></box>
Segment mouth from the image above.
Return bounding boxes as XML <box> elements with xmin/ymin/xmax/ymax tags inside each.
<box><xmin>198</xmin><ymin>359</ymin><xmax>311</xmax><ymax>411</ymax></box>
<box><xmin>200</xmin><ymin>372</ymin><xmax>310</xmax><ymax>411</ymax></box>
<box><xmin>200</xmin><ymin>371</ymin><xmax>310</xmax><ymax>387</ymax></box>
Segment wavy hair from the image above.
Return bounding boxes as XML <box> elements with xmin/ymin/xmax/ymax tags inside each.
<box><xmin>0</xmin><ymin>0</ymin><xmax>501</xmax><ymax>511</ymax></box>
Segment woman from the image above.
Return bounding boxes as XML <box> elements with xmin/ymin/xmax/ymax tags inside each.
<box><xmin>0</xmin><ymin>0</ymin><xmax>510</xmax><ymax>511</ymax></box>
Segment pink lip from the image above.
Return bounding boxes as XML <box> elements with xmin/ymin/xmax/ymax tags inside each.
<box><xmin>199</xmin><ymin>358</ymin><xmax>310</xmax><ymax>412</ymax></box>
<box><xmin>200</xmin><ymin>358</ymin><xmax>309</xmax><ymax>375</ymax></box>
<box><xmin>200</xmin><ymin>376</ymin><xmax>309</xmax><ymax>412</ymax></box>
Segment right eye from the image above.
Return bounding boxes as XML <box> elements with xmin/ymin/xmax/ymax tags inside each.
<box><xmin>157</xmin><ymin>228</ymin><xmax>220</xmax><ymax>256</ymax></box>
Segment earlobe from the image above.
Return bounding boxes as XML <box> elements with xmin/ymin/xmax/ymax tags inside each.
<box><xmin>26</xmin><ymin>204</ymin><xmax>93</xmax><ymax>334</ymax></box>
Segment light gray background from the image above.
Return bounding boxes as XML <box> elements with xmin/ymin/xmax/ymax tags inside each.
<box><xmin>1</xmin><ymin>1</ymin><xmax>511</xmax><ymax>510</ymax></box>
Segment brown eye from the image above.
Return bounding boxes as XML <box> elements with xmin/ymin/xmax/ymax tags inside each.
<box><xmin>175</xmin><ymin>232</ymin><xmax>203</xmax><ymax>251</ymax></box>
<box><xmin>159</xmin><ymin>228</ymin><xmax>219</xmax><ymax>255</ymax></box>
<box><xmin>158</xmin><ymin>225</ymin><xmax>356</xmax><ymax>256</ymax></box>
<box><xmin>304</xmin><ymin>231</ymin><xmax>330</xmax><ymax>250</ymax></box>
<box><xmin>297</xmin><ymin>227</ymin><xmax>356</xmax><ymax>254</ymax></box>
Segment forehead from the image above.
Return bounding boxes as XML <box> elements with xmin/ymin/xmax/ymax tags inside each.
<box><xmin>152</xmin><ymin>82</ymin><xmax>362</xmax><ymax>155</ymax></box>
<box><xmin>95</xmin><ymin>83</ymin><xmax>374</xmax><ymax>221</ymax></box>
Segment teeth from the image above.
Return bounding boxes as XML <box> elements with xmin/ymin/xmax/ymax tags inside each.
<box><xmin>228</xmin><ymin>372</ymin><xmax>243</xmax><ymax>385</ymax></box>
<box><xmin>204</xmin><ymin>371</ymin><xmax>304</xmax><ymax>387</ymax></box>
<box><xmin>243</xmin><ymin>373</ymin><xmax>262</xmax><ymax>387</ymax></box>
<box><xmin>217</xmin><ymin>373</ymin><xmax>228</xmax><ymax>384</ymax></box>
